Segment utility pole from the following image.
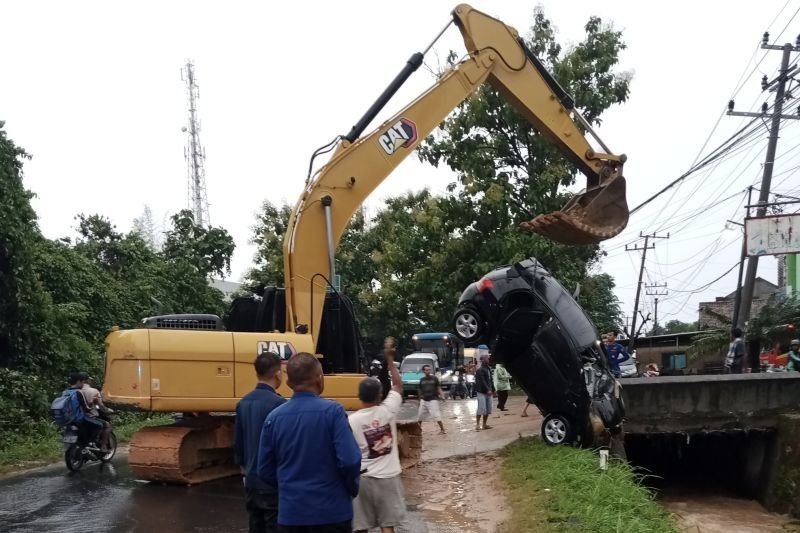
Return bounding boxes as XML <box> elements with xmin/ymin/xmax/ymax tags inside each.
<box><xmin>728</xmin><ymin>34</ymin><xmax>800</xmax><ymax>328</ymax></box>
<box><xmin>730</xmin><ymin>189</ymin><xmax>750</xmax><ymax>329</ymax></box>
<box><xmin>645</xmin><ymin>283</ymin><xmax>668</xmax><ymax>333</ymax></box>
<box><xmin>626</xmin><ymin>232</ymin><xmax>669</xmax><ymax>348</ymax></box>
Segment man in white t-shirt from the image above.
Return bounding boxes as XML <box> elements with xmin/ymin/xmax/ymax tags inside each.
<box><xmin>348</xmin><ymin>337</ymin><xmax>406</xmax><ymax>533</ymax></box>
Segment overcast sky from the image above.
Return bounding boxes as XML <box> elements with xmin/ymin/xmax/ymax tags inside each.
<box><xmin>2</xmin><ymin>0</ymin><xmax>798</xmax><ymax>327</ymax></box>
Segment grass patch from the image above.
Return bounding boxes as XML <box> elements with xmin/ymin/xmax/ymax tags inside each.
<box><xmin>0</xmin><ymin>412</ymin><xmax>172</xmax><ymax>475</ymax></box>
<box><xmin>501</xmin><ymin>438</ymin><xmax>675</xmax><ymax>533</ymax></box>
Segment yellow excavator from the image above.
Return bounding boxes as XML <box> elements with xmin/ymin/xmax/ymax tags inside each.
<box><xmin>103</xmin><ymin>4</ymin><xmax>628</xmax><ymax>484</ymax></box>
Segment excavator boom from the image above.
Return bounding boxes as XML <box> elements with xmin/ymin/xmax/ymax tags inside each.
<box><xmin>283</xmin><ymin>3</ymin><xmax>627</xmax><ymax>341</ymax></box>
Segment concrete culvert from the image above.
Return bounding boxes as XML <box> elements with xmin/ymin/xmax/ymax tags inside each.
<box><xmin>625</xmin><ymin>429</ymin><xmax>776</xmax><ymax>501</ymax></box>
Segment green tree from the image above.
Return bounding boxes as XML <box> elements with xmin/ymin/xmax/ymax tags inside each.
<box><xmin>658</xmin><ymin>319</ymin><xmax>697</xmax><ymax>335</ymax></box>
<box><xmin>162</xmin><ymin>210</ymin><xmax>235</xmax><ymax>279</ymax></box>
<box><xmin>132</xmin><ymin>204</ymin><xmax>160</xmax><ymax>250</ymax></box>
<box><xmin>246</xmin><ymin>201</ymin><xmax>293</xmax><ymax>287</ymax></box>
<box><xmin>749</xmin><ymin>295</ymin><xmax>800</xmax><ymax>344</ymax></box>
<box><xmin>0</xmin><ymin>121</ymin><xmax>46</xmax><ymax>368</ymax></box>
<box><xmin>578</xmin><ymin>273</ymin><xmax>623</xmax><ymax>334</ymax></box>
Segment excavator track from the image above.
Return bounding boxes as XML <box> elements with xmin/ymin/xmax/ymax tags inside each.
<box><xmin>128</xmin><ymin>416</ymin><xmax>238</xmax><ymax>485</ymax></box>
<box><xmin>129</xmin><ymin>416</ymin><xmax>423</xmax><ymax>484</ymax></box>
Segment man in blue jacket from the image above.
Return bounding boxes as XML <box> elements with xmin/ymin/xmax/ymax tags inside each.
<box><xmin>234</xmin><ymin>352</ymin><xmax>286</xmax><ymax>533</ymax></box>
<box><xmin>258</xmin><ymin>353</ymin><xmax>361</xmax><ymax>532</ymax></box>
<box><xmin>604</xmin><ymin>331</ymin><xmax>630</xmax><ymax>378</ymax></box>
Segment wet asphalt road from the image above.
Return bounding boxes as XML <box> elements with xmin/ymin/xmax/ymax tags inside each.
<box><xmin>0</xmin><ymin>457</ymin><xmax>248</xmax><ymax>533</ymax></box>
<box><xmin>0</xmin><ymin>402</ymin><xmax>431</xmax><ymax>533</ymax></box>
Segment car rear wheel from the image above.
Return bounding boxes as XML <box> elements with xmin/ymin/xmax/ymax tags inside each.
<box><xmin>452</xmin><ymin>308</ymin><xmax>483</xmax><ymax>343</ymax></box>
<box><xmin>541</xmin><ymin>414</ymin><xmax>574</xmax><ymax>446</ymax></box>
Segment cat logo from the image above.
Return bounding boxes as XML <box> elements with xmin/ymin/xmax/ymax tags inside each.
<box><xmin>378</xmin><ymin>118</ymin><xmax>418</xmax><ymax>155</ymax></box>
<box><xmin>257</xmin><ymin>341</ymin><xmax>297</xmax><ymax>361</ymax></box>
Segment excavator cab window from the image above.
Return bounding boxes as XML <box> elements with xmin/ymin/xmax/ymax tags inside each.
<box><xmin>226</xmin><ymin>288</ymin><xmax>363</xmax><ymax>374</ymax></box>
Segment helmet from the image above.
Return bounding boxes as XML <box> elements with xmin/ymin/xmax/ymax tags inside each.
<box><xmin>791</xmin><ymin>339</ymin><xmax>800</xmax><ymax>346</ymax></box>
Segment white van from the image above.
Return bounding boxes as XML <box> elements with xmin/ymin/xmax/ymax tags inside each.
<box><xmin>400</xmin><ymin>353</ymin><xmax>440</xmax><ymax>396</ymax></box>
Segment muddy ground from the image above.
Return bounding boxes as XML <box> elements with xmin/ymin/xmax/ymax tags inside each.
<box><xmin>398</xmin><ymin>395</ymin><xmax>540</xmax><ymax>532</ymax></box>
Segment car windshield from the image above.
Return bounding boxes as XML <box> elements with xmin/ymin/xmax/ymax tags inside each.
<box><xmin>401</xmin><ymin>361</ymin><xmax>431</xmax><ymax>373</ymax></box>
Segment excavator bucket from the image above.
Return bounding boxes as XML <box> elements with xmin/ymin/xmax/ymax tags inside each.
<box><xmin>521</xmin><ymin>176</ymin><xmax>628</xmax><ymax>245</ymax></box>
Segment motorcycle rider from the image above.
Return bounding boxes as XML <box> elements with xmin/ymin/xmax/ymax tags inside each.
<box><xmin>69</xmin><ymin>373</ymin><xmax>112</xmax><ymax>453</ymax></box>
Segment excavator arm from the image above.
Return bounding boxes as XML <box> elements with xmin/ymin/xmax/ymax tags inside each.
<box><xmin>283</xmin><ymin>4</ymin><xmax>627</xmax><ymax>341</ymax></box>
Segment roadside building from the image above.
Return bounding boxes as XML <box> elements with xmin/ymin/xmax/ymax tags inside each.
<box><xmin>697</xmin><ymin>277</ymin><xmax>778</xmax><ymax>330</ymax></box>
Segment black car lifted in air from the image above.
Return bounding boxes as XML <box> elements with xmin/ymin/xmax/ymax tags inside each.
<box><xmin>451</xmin><ymin>258</ymin><xmax>624</xmax><ymax>445</ymax></box>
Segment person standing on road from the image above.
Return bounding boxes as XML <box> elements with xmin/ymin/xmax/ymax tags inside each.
<box><xmin>604</xmin><ymin>331</ymin><xmax>630</xmax><ymax>378</ymax></box>
<box><xmin>349</xmin><ymin>338</ymin><xmax>407</xmax><ymax>533</ymax></box>
<box><xmin>377</xmin><ymin>337</ymin><xmax>396</xmax><ymax>401</ymax></box>
<box><xmin>493</xmin><ymin>363</ymin><xmax>511</xmax><ymax>411</ymax></box>
<box><xmin>417</xmin><ymin>365</ymin><xmax>446</xmax><ymax>434</ymax></box>
<box><xmin>724</xmin><ymin>328</ymin><xmax>746</xmax><ymax>374</ymax></box>
<box><xmin>787</xmin><ymin>339</ymin><xmax>800</xmax><ymax>371</ymax></box>
<box><xmin>234</xmin><ymin>352</ymin><xmax>286</xmax><ymax>533</ymax></box>
<box><xmin>521</xmin><ymin>393</ymin><xmax>535</xmax><ymax>417</ymax></box>
<box><xmin>258</xmin><ymin>353</ymin><xmax>361</xmax><ymax>532</ymax></box>
<box><xmin>474</xmin><ymin>356</ymin><xmax>495</xmax><ymax>430</ymax></box>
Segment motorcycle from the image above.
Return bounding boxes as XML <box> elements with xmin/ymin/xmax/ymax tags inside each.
<box><xmin>449</xmin><ymin>370</ymin><xmax>468</xmax><ymax>399</ymax></box>
<box><xmin>62</xmin><ymin>420</ymin><xmax>118</xmax><ymax>472</ymax></box>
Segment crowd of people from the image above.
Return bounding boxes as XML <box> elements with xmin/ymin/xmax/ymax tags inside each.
<box><xmin>232</xmin><ymin>328</ymin><xmax>662</xmax><ymax>532</ymax></box>
<box><xmin>235</xmin><ymin>337</ymin><xmax>412</xmax><ymax>533</ymax></box>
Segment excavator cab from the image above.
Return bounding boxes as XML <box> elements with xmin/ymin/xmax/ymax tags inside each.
<box><xmin>227</xmin><ymin>288</ymin><xmax>364</xmax><ymax>373</ymax></box>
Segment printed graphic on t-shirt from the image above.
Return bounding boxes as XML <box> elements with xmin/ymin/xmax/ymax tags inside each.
<box><xmin>362</xmin><ymin>419</ymin><xmax>393</xmax><ymax>459</ymax></box>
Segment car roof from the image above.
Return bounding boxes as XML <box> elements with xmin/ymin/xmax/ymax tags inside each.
<box><xmin>403</xmin><ymin>353</ymin><xmax>438</xmax><ymax>360</ymax></box>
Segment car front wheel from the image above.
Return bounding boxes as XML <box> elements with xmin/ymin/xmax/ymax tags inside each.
<box><xmin>452</xmin><ymin>308</ymin><xmax>484</xmax><ymax>344</ymax></box>
<box><xmin>541</xmin><ymin>414</ymin><xmax>574</xmax><ymax>446</ymax></box>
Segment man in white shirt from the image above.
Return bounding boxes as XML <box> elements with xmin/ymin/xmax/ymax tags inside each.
<box><xmin>348</xmin><ymin>338</ymin><xmax>406</xmax><ymax>533</ymax></box>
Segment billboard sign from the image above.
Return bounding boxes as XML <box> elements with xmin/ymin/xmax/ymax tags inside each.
<box><xmin>745</xmin><ymin>214</ymin><xmax>800</xmax><ymax>256</ymax></box>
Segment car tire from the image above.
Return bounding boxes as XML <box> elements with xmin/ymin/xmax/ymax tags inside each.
<box><xmin>452</xmin><ymin>308</ymin><xmax>484</xmax><ymax>344</ymax></box>
<box><xmin>541</xmin><ymin>414</ymin><xmax>574</xmax><ymax>446</ymax></box>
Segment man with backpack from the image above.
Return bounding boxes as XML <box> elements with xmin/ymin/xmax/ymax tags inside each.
<box><xmin>64</xmin><ymin>373</ymin><xmax>110</xmax><ymax>452</ymax></box>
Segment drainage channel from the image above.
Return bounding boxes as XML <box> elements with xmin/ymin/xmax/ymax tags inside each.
<box><xmin>625</xmin><ymin>430</ymin><xmax>800</xmax><ymax>531</ymax></box>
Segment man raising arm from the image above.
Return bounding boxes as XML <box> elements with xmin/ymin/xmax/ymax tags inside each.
<box><xmin>349</xmin><ymin>337</ymin><xmax>408</xmax><ymax>533</ymax></box>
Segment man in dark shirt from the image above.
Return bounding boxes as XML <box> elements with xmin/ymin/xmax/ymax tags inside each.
<box><xmin>257</xmin><ymin>353</ymin><xmax>361</xmax><ymax>532</ymax></box>
<box><xmin>417</xmin><ymin>364</ymin><xmax>446</xmax><ymax>434</ymax></box>
<box><xmin>235</xmin><ymin>352</ymin><xmax>286</xmax><ymax>533</ymax></box>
